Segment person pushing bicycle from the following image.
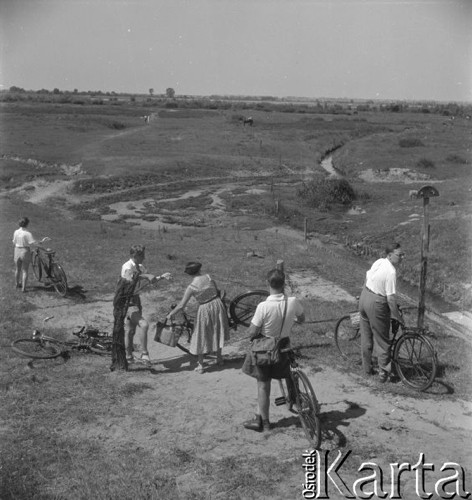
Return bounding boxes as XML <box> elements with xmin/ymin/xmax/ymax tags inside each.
<box><xmin>12</xmin><ymin>217</ymin><xmax>50</xmax><ymax>293</ymax></box>
<box><xmin>359</xmin><ymin>242</ymin><xmax>405</xmax><ymax>382</ymax></box>
<box><xmin>241</xmin><ymin>268</ymin><xmax>305</xmax><ymax>433</ymax></box>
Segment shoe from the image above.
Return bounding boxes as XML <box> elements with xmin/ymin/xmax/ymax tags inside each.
<box><xmin>243</xmin><ymin>414</ymin><xmax>263</xmax><ymax>432</ymax></box>
<box><xmin>262</xmin><ymin>419</ymin><xmax>271</xmax><ymax>432</ymax></box>
<box><xmin>194</xmin><ymin>363</ymin><xmax>206</xmax><ymax>374</ymax></box>
<box><xmin>135</xmin><ymin>353</ymin><xmax>151</xmax><ymax>365</ymax></box>
<box><xmin>379</xmin><ymin>371</ymin><xmax>389</xmax><ymax>383</ymax></box>
<box><xmin>126</xmin><ymin>355</ymin><xmax>134</xmax><ymax>364</ymax></box>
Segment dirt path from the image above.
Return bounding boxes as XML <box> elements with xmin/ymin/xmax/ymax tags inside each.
<box><xmin>22</xmin><ymin>280</ymin><xmax>472</xmax><ymax>498</ymax></box>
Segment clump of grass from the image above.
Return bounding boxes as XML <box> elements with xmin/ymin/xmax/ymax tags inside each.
<box><xmin>416</xmin><ymin>157</ymin><xmax>435</xmax><ymax>169</ymax></box>
<box><xmin>298</xmin><ymin>178</ymin><xmax>356</xmax><ymax>210</ymax></box>
<box><xmin>399</xmin><ymin>138</ymin><xmax>424</xmax><ymax>147</ymax></box>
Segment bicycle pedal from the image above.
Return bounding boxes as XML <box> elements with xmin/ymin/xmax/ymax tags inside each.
<box><xmin>275</xmin><ymin>396</ymin><xmax>286</xmax><ymax>406</ymax></box>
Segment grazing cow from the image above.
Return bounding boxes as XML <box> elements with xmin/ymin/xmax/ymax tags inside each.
<box><xmin>240</xmin><ymin>116</ymin><xmax>253</xmax><ymax>127</ymax></box>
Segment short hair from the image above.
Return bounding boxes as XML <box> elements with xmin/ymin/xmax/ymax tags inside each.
<box><xmin>129</xmin><ymin>245</ymin><xmax>145</xmax><ymax>257</ymax></box>
<box><xmin>184</xmin><ymin>261</ymin><xmax>202</xmax><ymax>275</ymax></box>
<box><xmin>266</xmin><ymin>268</ymin><xmax>285</xmax><ymax>290</ymax></box>
<box><xmin>19</xmin><ymin>217</ymin><xmax>30</xmax><ymax>228</ymax></box>
<box><xmin>385</xmin><ymin>242</ymin><xmax>401</xmax><ymax>256</ymax></box>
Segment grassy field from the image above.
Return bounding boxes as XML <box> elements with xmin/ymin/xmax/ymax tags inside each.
<box><xmin>1</xmin><ymin>101</ymin><xmax>471</xmax><ymax>499</ymax></box>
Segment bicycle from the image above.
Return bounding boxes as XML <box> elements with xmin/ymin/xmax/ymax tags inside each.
<box><xmin>31</xmin><ymin>244</ymin><xmax>68</xmax><ymax>297</ymax></box>
<box><xmin>334</xmin><ymin>306</ymin><xmax>438</xmax><ymax>391</ymax></box>
<box><xmin>11</xmin><ymin>317</ymin><xmax>113</xmax><ymax>360</ymax></box>
<box><xmin>275</xmin><ymin>345</ymin><xmax>322</xmax><ymax>449</ymax></box>
<box><xmin>165</xmin><ymin>289</ymin><xmax>269</xmax><ymax>354</ymax></box>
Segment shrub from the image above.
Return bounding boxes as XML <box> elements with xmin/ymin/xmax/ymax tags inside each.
<box><xmin>399</xmin><ymin>138</ymin><xmax>424</xmax><ymax>148</ymax></box>
<box><xmin>446</xmin><ymin>154</ymin><xmax>467</xmax><ymax>164</ymax></box>
<box><xmin>416</xmin><ymin>157</ymin><xmax>435</xmax><ymax>169</ymax></box>
<box><xmin>298</xmin><ymin>178</ymin><xmax>356</xmax><ymax>210</ymax></box>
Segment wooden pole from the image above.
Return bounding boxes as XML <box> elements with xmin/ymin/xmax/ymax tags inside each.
<box><xmin>415</xmin><ymin>186</ymin><xmax>439</xmax><ymax>329</ymax></box>
<box><xmin>418</xmin><ymin>197</ymin><xmax>430</xmax><ymax>329</ymax></box>
<box><xmin>304</xmin><ymin>218</ymin><xmax>308</xmax><ymax>242</ymax></box>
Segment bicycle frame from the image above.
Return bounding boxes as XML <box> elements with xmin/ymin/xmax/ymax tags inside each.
<box><xmin>276</xmin><ymin>347</ymin><xmax>322</xmax><ymax>448</ymax></box>
<box><xmin>32</xmin><ymin>247</ymin><xmax>68</xmax><ymax>296</ymax></box>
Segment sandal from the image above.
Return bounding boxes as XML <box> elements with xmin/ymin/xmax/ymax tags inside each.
<box><xmin>194</xmin><ymin>363</ymin><xmax>206</xmax><ymax>374</ymax></box>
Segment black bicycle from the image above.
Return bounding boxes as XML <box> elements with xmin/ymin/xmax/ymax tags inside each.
<box><xmin>166</xmin><ymin>289</ymin><xmax>269</xmax><ymax>354</ymax></box>
<box><xmin>31</xmin><ymin>245</ymin><xmax>68</xmax><ymax>297</ymax></box>
<box><xmin>11</xmin><ymin>317</ymin><xmax>112</xmax><ymax>359</ymax></box>
<box><xmin>275</xmin><ymin>345</ymin><xmax>322</xmax><ymax>449</ymax></box>
<box><xmin>334</xmin><ymin>306</ymin><xmax>438</xmax><ymax>391</ymax></box>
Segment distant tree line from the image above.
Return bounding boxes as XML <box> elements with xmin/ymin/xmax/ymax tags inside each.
<box><xmin>2</xmin><ymin>86</ymin><xmax>471</xmax><ymax>118</ymax></box>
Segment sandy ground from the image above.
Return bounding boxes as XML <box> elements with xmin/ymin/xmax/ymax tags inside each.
<box><xmin>21</xmin><ymin>281</ymin><xmax>472</xmax><ymax>499</ymax></box>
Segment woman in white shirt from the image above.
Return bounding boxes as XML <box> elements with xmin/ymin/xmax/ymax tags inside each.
<box><xmin>12</xmin><ymin>217</ymin><xmax>49</xmax><ymax>292</ymax></box>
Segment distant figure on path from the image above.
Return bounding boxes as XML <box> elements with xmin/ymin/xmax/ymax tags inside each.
<box><xmin>12</xmin><ymin>217</ymin><xmax>50</xmax><ymax>292</ymax></box>
<box><xmin>167</xmin><ymin>262</ymin><xmax>229</xmax><ymax>374</ymax></box>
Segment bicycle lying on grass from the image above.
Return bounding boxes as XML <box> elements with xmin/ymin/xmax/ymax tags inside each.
<box><xmin>334</xmin><ymin>305</ymin><xmax>438</xmax><ymax>391</ymax></box>
<box><xmin>31</xmin><ymin>244</ymin><xmax>68</xmax><ymax>297</ymax></box>
<box><xmin>11</xmin><ymin>317</ymin><xmax>112</xmax><ymax>360</ymax></box>
<box><xmin>275</xmin><ymin>345</ymin><xmax>322</xmax><ymax>449</ymax></box>
<box><xmin>159</xmin><ymin>289</ymin><xmax>269</xmax><ymax>354</ymax></box>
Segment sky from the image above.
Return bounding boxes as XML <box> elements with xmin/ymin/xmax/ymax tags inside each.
<box><xmin>1</xmin><ymin>0</ymin><xmax>471</xmax><ymax>102</ymax></box>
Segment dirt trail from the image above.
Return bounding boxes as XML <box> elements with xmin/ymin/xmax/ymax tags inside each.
<box><xmin>22</xmin><ymin>278</ymin><xmax>472</xmax><ymax>498</ymax></box>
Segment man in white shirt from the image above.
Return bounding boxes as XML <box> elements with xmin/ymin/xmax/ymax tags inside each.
<box><xmin>359</xmin><ymin>243</ymin><xmax>405</xmax><ymax>382</ymax></box>
<box><xmin>12</xmin><ymin>217</ymin><xmax>49</xmax><ymax>292</ymax></box>
<box><xmin>242</xmin><ymin>268</ymin><xmax>305</xmax><ymax>432</ymax></box>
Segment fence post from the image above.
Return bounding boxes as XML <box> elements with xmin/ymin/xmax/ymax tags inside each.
<box><xmin>276</xmin><ymin>260</ymin><xmax>284</xmax><ymax>272</ymax></box>
<box><xmin>304</xmin><ymin>218</ymin><xmax>308</xmax><ymax>242</ymax></box>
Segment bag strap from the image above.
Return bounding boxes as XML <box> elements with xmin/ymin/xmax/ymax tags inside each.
<box><xmin>276</xmin><ymin>296</ymin><xmax>288</xmax><ymax>339</ymax></box>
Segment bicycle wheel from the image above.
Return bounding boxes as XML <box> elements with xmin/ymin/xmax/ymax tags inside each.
<box><xmin>229</xmin><ymin>290</ymin><xmax>269</xmax><ymax>327</ymax></box>
<box><xmin>50</xmin><ymin>263</ymin><xmax>68</xmax><ymax>297</ymax></box>
<box><xmin>11</xmin><ymin>338</ymin><xmax>63</xmax><ymax>359</ymax></box>
<box><xmin>334</xmin><ymin>315</ymin><xmax>362</xmax><ymax>366</ymax></box>
<box><xmin>293</xmin><ymin>370</ymin><xmax>322</xmax><ymax>449</ymax></box>
<box><xmin>89</xmin><ymin>336</ymin><xmax>113</xmax><ymax>355</ymax></box>
<box><xmin>393</xmin><ymin>333</ymin><xmax>437</xmax><ymax>391</ymax></box>
<box><xmin>31</xmin><ymin>253</ymin><xmax>42</xmax><ymax>281</ymax></box>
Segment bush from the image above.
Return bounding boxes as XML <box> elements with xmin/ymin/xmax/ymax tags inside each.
<box><xmin>298</xmin><ymin>178</ymin><xmax>356</xmax><ymax>210</ymax></box>
<box><xmin>446</xmin><ymin>154</ymin><xmax>467</xmax><ymax>164</ymax></box>
<box><xmin>399</xmin><ymin>138</ymin><xmax>424</xmax><ymax>148</ymax></box>
<box><xmin>416</xmin><ymin>157</ymin><xmax>435</xmax><ymax>169</ymax></box>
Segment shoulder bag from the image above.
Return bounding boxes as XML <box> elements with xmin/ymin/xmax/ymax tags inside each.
<box><xmin>250</xmin><ymin>297</ymin><xmax>288</xmax><ymax>367</ymax></box>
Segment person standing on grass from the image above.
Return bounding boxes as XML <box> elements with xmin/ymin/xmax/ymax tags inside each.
<box><xmin>167</xmin><ymin>262</ymin><xmax>230</xmax><ymax>374</ymax></box>
<box><xmin>359</xmin><ymin>242</ymin><xmax>405</xmax><ymax>383</ymax></box>
<box><xmin>12</xmin><ymin>217</ymin><xmax>50</xmax><ymax>293</ymax></box>
<box><xmin>120</xmin><ymin>245</ymin><xmax>172</xmax><ymax>365</ymax></box>
<box><xmin>241</xmin><ymin>268</ymin><xmax>305</xmax><ymax>433</ymax></box>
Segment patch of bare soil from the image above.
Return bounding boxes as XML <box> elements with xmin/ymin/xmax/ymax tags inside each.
<box><xmin>359</xmin><ymin>167</ymin><xmax>436</xmax><ymax>183</ymax></box>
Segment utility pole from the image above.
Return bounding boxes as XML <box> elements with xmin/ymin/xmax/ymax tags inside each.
<box><xmin>415</xmin><ymin>185</ymin><xmax>439</xmax><ymax>329</ymax></box>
